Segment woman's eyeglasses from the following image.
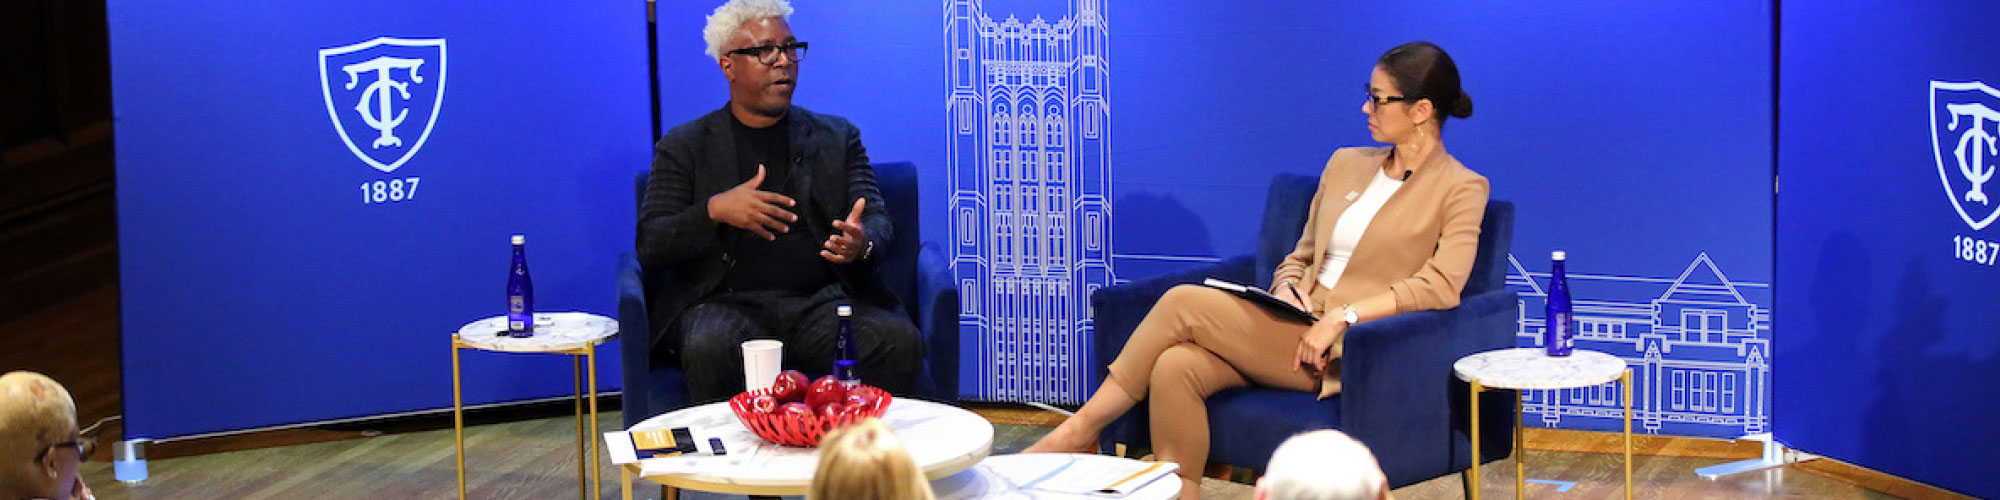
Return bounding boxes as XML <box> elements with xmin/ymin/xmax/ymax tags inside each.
<box><xmin>35</xmin><ymin>434</ymin><xmax>95</xmax><ymax>462</ymax></box>
<box><xmin>1365</xmin><ymin>84</ymin><xmax>1417</xmax><ymax>107</ymax></box>
<box><xmin>32</xmin><ymin>416</ymin><xmax>114</xmax><ymax>463</ymax></box>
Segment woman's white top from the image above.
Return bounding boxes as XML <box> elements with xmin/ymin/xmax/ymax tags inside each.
<box><xmin>1317</xmin><ymin>167</ymin><xmax>1405</xmax><ymax>290</ymax></box>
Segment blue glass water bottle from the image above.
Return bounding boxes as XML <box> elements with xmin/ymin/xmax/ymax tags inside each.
<box><xmin>507</xmin><ymin>234</ymin><xmax>535</xmax><ymax>338</ymax></box>
<box><xmin>832</xmin><ymin>304</ymin><xmax>858</xmax><ymax>387</ymax></box>
<box><xmin>1544</xmin><ymin>250</ymin><xmax>1573</xmax><ymax>356</ymax></box>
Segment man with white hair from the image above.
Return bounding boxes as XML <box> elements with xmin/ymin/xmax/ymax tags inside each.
<box><xmin>0</xmin><ymin>371</ymin><xmax>92</xmax><ymax>500</ymax></box>
<box><xmin>1256</xmin><ymin>430</ymin><xmax>1391</xmax><ymax>500</ymax></box>
<box><xmin>638</xmin><ymin>0</ymin><xmax>925</xmax><ymax>403</ymax></box>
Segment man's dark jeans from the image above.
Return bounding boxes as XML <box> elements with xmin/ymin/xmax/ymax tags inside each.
<box><xmin>664</xmin><ymin>285</ymin><xmax>923</xmax><ymax>403</ymax></box>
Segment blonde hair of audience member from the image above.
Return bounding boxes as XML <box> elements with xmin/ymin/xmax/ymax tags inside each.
<box><xmin>1255</xmin><ymin>430</ymin><xmax>1390</xmax><ymax>500</ymax></box>
<box><xmin>0</xmin><ymin>372</ymin><xmax>90</xmax><ymax>500</ymax></box>
<box><xmin>807</xmin><ymin>418</ymin><xmax>935</xmax><ymax>500</ymax></box>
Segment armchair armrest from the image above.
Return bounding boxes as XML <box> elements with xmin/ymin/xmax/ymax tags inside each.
<box><xmin>616</xmin><ymin>252</ymin><xmax>654</xmax><ymax>428</ymax></box>
<box><xmin>1089</xmin><ymin>255</ymin><xmax>1258</xmax><ymax>383</ymax></box>
<box><xmin>915</xmin><ymin>242</ymin><xmax>960</xmax><ymax>400</ymax></box>
<box><xmin>1337</xmin><ymin>289</ymin><xmax>1520</xmax><ymax>486</ymax></box>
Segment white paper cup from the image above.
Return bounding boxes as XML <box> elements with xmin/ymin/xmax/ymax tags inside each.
<box><xmin>741</xmin><ymin>340</ymin><xmax>784</xmax><ymax>392</ymax></box>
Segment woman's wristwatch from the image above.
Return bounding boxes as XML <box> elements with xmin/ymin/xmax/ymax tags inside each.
<box><xmin>1340</xmin><ymin>304</ymin><xmax>1359</xmax><ymax>325</ymax></box>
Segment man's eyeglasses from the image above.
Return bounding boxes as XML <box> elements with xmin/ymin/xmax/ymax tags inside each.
<box><xmin>1364</xmin><ymin>84</ymin><xmax>1417</xmax><ymax>107</ymax></box>
<box><xmin>34</xmin><ymin>433</ymin><xmax>96</xmax><ymax>462</ymax></box>
<box><xmin>727</xmin><ymin>41</ymin><xmax>809</xmax><ymax>65</ymax></box>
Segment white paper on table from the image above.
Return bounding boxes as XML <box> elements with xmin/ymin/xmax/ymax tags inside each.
<box><xmin>745</xmin><ymin>445</ymin><xmax>822</xmax><ymax>471</ymax></box>
<box><xmin>606</xmin><ymin>426</ymin><xmax>764</xmax><ymax>471</ymax></box>
<box><xmin>637</xmin><ymin>444</ymin><xmax>762</xmax><ymax>476</ymax></box>
<box><xmin>605</xmin><ymin>431</ymin><xmax>642</xmax><ymax>464</ymax></box>
<box><xmin>1020</xmin><ymin>456</ymin><xmax>1180</xmax><ymax>497</ymax></box>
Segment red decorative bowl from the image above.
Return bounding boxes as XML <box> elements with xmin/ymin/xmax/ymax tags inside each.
<box><xmin>728</xmin><ymin>384</ymin><xmax>892</xmax><ymax>447</ymax></box>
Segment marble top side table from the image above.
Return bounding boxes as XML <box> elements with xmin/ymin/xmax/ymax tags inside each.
<box><xmin>1454</xmin><ymin>348</ymin><xmax>1632</xmax><ymax>500</ymax></box>
<box><xmin>452</xmin><ymin>312</ymin><xmax>617</xmax><ymax>500</ymax></box>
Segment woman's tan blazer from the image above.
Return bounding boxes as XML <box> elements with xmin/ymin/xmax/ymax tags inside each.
<box><xmin>1271</xmin><ymin>145</ymin><xmax>1491</xmax><ymax>398</ymax></box>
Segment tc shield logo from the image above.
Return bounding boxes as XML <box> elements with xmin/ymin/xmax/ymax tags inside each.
<box><xmin>320</xmin><ymin>37</ymin><xmax>447</xmax><ymax>173</ymax></box>
<box><xmin>1932</xmin><ymin>80</ymin><xmax>2000</xmax><ymax>230</ymax></box>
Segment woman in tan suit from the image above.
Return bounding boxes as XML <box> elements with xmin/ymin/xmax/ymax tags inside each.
<box><xmin>1025</xmin><ymin>41</ymin><xmax>1488</xmax><ymax>499</ymax></box>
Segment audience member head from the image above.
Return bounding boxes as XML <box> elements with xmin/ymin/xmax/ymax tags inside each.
<box><xmin>1367</xmin><ymin>41</ymin><xmax>1471</xmax><ymax>144</ymax></box>
<box><xmin>705</xmin><ymin>0</ymin><xmax>800</xmax><ymax>122</ymax></box>
<box><xmin>807</xmin><ymin>418</ymin><xmax>935</xmax><ymax>500</ymax></box>
<box><xmin>0</xmin><ymin>372</ymin><xmax>89</xmax><ymax>500</ymax></box>
<box><xmin>1255</xmin><ymin>430</ymin><xmax>1389</xmax><ymax>500</ymax></box>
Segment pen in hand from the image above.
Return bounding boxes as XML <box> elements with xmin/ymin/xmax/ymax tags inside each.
<box><xmin>1285</xmin><ymin>281</ymin><xmax>1310</xmax><ymax>314</ymax></box>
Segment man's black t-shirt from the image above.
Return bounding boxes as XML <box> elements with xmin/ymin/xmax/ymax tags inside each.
<box><xmin>721</xmin><ymin>112</ymin><xmax>837</xmax><ymax>294</ymax></box>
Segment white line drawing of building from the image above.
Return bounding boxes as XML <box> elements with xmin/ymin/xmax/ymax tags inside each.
<box><xmin>946</xmin><ymin>0</ymin><xmax>1113</xmax><ymax>403</ymax></box>
<box><xmin>1508</xmin><ymin>252</ymin><xmax>1772</xmax><ymax>438</ymax></box>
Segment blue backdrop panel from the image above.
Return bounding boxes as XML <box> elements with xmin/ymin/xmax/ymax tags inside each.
<box><xmin>658</xmin><ymin>0</ymin><xmax>1772</xmax><ymax>438</ymax></box>
<box><xmin>1777</xmin><ymin>2</ymin><xmax>2000</xmax><ymax>498</ymax></box>
<box><xmin>111</xmin><ymin>1</ymin><xmax>651</xmax><ymax>439</ymax></box>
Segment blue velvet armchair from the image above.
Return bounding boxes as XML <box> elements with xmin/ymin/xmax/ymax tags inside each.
<box><xmin>1091</xmin><ymin>173</ymin><xmax>1518</xmax><ymax>488</ymax></box>
<box><xmin>618</xmin><ymin>162</ymin><xmax>960</xmax><ymax>428</ymax></box>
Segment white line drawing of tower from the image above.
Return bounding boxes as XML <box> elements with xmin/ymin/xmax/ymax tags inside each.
<box><xmin>1507</xmin><ymin>252</ymin><xmax>1772</xmax><ymax>438</ymax></box>
<box><xmin>946</xmin><ymin>0</ymin><xmax>1113</xmax><ymax>403</ymax></box>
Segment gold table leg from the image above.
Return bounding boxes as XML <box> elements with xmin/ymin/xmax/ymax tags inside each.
<box><xmin>1469</xmin><ymin>378</ymin><xmax>1482</xmax><ymax>500</ymax></box>
<box><xmin>1623</xmin><ymin>369</ymin><xmax>1633</xmax><ymax>500</ymax></box>
<box><xmin>574</xmin><ymin>355</ymin><xmax>586</xmax><ymax>500</ymax></box>
<box><xmin>1515</xmin><ymin>392</ymin><xmax>1525</xmax><ymax>500</ymax></box>
<box><xmin>620</xmin><ymin>467</ymin><xmax>633</xmax><ymax>500</ymax></box>
<box><xmin>452</xmin><ymin>341</ymin><xmax>466</xmax><ymax>500</ymax></box>
<box><xmin>589</xmin><ymin>346</ymin><xmax>601</xmax><ymax>500</ymax></box>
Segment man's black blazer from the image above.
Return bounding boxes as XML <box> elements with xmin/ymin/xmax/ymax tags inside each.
<box><xmin>636</xmin><ymin>104</ymin><xmax>897</xmax><ymax>350</ymax></box>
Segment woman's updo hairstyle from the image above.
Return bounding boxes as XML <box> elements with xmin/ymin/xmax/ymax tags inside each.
<box><xmin>1377</xmin><ymin>41</ymin><xmax>1473</xmax><ymax>128</ymax></box>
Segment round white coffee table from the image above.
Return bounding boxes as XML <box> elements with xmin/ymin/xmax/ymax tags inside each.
<box><xmin>1454</xmin><ymin>348</ymin><xmax>1632</xmax><ymax>500</ymax></box>
<box><xmin>930</xmin><ymin>453</ymin><xmax>1180</xmax><ymax>500</ymax></box>
<box><xmin>451</xmin><ymin>312</ymin><xmax>617</xmax><ymax>500</ymax></box>
<box><xmin>619</xmin><ymin>398</ymin><xmax>993</xmax><ymax>499</ymax></box>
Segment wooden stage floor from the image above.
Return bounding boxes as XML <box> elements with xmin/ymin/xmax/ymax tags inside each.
<box><xmin>3</xmin><ymin>287</ymin><xmax>1968</xmax><ymax>499</ymax></box>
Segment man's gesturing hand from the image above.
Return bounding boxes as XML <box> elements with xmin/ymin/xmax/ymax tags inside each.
<box><xmin>706</xmin><ymin>164</ymin><xmax>797</xmax><ymax>240</ymax></box>
<box><xmin>821</xmin><ymin>198</ymin><xmax>869</xmax><ymax>263</ymax></box>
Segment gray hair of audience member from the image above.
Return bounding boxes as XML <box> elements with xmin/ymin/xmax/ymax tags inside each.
<box><xmin>0</xmin><ymin>371</ymin><xmax>80</xmax><ymax>500</ymax></box>
<box><xmin>702</xmin><ymin>0</ymin><xmax>795</xmax><ymax>59</ymax></box>
<box><xmin>1256</xmin><ymin>430</ymin><xmax>1390</xmax><ymax>500</ymax></box>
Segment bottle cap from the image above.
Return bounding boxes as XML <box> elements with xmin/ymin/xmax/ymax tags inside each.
<box><xmin>837</xmin><ymin>304</ymin><xmax>853</xmax><ymax>317</ymax></box>
<box><xmin>511</xmin><ymin>234</ymin><xmax>525</xmax><ymax>245</ymax></box>
<box><xmin>1551</xmin><ymin>250</ymin><xmax>1566</xmax><ymax>261</ymax></box>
